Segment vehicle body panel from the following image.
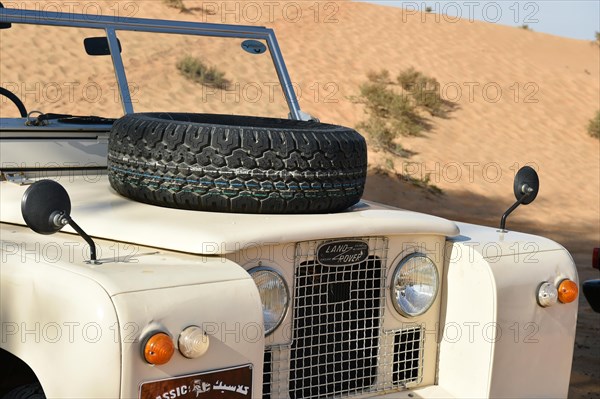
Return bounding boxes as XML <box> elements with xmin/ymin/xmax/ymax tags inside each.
<box><xmin>439</xmin><ymin>227</ymin><xmax>577</xmax><ymax>398</ymax></box>
<box><xmin>1</xmin><ymin>223</ymin><xmax>264</xmax><ymax>397</ymax></box>
<box><xmin>0</xmin><ymin>235</ymin><xmax>121</xmax><ymax>398</ymax></box>
<box><xmin>113</xmin><ymin>282</ymin><xmax>264</xmax><ymax>398</ymax></box>
<box><xmin>0</xmin><ymin>176</ymin><xmax>460</xmax><ymax>255</ymax></box>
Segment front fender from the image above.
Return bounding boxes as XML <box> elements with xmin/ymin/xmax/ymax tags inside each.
<box><xmin>1</xmin><ymin>236</ymin><xmax>121</xmax><ymax>398</ymax></box>
<box><xmin>438</xmin><ymin>223</ymin><xmax>577</xmax><ymax>398</ymax></box>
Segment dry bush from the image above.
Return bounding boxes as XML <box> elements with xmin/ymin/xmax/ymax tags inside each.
<box><xmin>164</xmin><ymin>0</ymin><xmax>187</xmax><ymax>12</ymax></box>
<box><xmin>588</xmin><ymin>111</ymin><xmax>600</xmax><ymax>139</ymax></box>
<box><xmin>177</xmin><ymin>56</ymin><xmax>229</xmax><ymax>89</ymax></box>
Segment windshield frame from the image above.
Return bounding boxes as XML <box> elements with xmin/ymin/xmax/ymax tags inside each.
<box><xmin>0</xmin><ymin>7</ymin><xmax>304</xmax><ymax>120</ymax></box>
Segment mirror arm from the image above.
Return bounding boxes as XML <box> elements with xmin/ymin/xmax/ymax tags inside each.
<box><xmin>499</xmin><ymin>190</ymin><xmax>531</xmax><ymax>231</ymax></box>
<box><xmin>63</xmin><ymin>215</ymin><xmax>98</xmax><ymax>263</ymax></box>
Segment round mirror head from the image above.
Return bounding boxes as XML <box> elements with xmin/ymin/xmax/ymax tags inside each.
<box><xmin>21</xmin><ymin>180</ymin><xmax>71</xmax><ymax>234</ymax></box>
<box><xmin>513</xmin><ymin>166</ymin><xmax>539</xmax><ymax>205</ymax></box>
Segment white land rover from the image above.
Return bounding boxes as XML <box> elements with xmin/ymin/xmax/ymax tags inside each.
<box><xmin>0</xmin><ymin>5</ymin><xmax>579</xmax><ymax>399</ymax></box>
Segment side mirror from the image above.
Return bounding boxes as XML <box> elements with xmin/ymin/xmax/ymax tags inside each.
<box><xmin>513</xmin><ymin>166</ymin><xmax>539</xmax><ymax>204</ymax></box>
<box><xmin>499</xmin><ymin>166</ymin><xmax>540</xmax><ymax>231</ymax></box>
<box><xmin>21</xmin><ymin>180</ymin><xmax>71</xmax><ymax>234</ymax></box>
<box><xmin>21</xmin><ymin>180</ymin><xmax>98</xmax><ymax>263</ymax></box>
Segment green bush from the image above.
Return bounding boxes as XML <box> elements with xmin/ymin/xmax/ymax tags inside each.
<box><xmin>177</xmin><ymin>55</ymin><xmax>229</xmax><ymax>89</ymax></box>
<box><xmin>588</xmin><ymin>111</ymin><xmax>600</xmax><ymax>139</ymax></box>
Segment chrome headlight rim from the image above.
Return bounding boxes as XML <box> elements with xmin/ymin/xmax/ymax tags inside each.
<box><xmin>249</xmin><ymin>266</ymin><xmax>289</xmax><ymax>336</ymax></box>
<box><xmin>390</xmin><ymin>252</ymin><xmax>440</xmax><ymax>318</ymax></box>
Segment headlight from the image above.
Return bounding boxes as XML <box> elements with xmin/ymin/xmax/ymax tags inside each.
<box><xmin>391</xmin><ymin>253</ymin><xmax>439</xmax><ymax>317</ymax></box>
<box><xmin>249</xmin><ymin>267</ymin><xmax>289</xmax><ymax>335</ymax></box>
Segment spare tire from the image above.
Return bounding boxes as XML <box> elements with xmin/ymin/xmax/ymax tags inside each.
<box><xmin>108</xmin><ymin>113</ymin><xmax>367</xmax><ymax>214</ymax></box>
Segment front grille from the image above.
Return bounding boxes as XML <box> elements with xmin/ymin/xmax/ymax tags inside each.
<box><xmin>289</xmin><ymin>255</ymin><xmax>382</xmax><ymax>398</ymax></box>
<box><xmin>264</xmin><ymin>328</ymin><xmax>424</xmax><ymax>399</ymax></box>
<box><xmin>263</xmin><ymin>237</ymin><xmax>423</xmax><ymax>399</ymax></box>
<box><xmin>263</xmin><ymin>237</ymin><xmax>425</xmax><ymax>398</ymax></box>
<box><xmin>393</xmin><ymin>326</ymin><xmax>423</xmax><ymax>384</ymax></box>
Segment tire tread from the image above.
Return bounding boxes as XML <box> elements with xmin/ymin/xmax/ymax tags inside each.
<box><xmin>108</xmin><ymin>113</ymin><xmax>367</xmax><ymax>214</ymax></box>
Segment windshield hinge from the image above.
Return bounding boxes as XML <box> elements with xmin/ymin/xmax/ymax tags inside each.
<box><xmin>1</xmin><ymin>172</ymin><xmax>34</xmax><ymax>185</ymax></box>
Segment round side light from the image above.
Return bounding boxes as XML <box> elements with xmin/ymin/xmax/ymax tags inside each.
<box><xmin>143</xmin><ymin>332</ymin><xmax>175</xmax><ymax>365</ymax></box>
<box><xmin>557</xmin><ymin>279</ymin><xmax>578</xmax><ymax>304</ymax></box>
<box><xmin>178</xmin><ymin>326</ymin><xmax>210</xmax><ymax>359</ymax></box>
<box><xmin>537</xmin><ymin>282</ymin><xmax>558</xmax><ymax>307</ymax></box>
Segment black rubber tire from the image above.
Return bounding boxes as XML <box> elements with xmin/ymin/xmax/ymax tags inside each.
<box><xmin>583</xmin><ymin>279</ymin><xmax>600</xmax><ymax>313</ymax></box>
<box><xmin>2</xmin><ymin>383</ymin><xmax>45</xmax><ymax>399</ymax></box>
<box><xmin>108</xmin><ymin>113</ymin><xmax>367</xmax><ymax>214</ymax></box>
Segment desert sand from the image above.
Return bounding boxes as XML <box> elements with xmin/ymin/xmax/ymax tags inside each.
<box><xmin>1</xmin><ymin>0</ymin><xmax>598</xmax><ymax>397</ymax></box>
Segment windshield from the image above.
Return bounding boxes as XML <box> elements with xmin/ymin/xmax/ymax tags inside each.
<box><xmin>0</xmin><ymin>9</ymin><xmax>296</xmax><ymax>121</ymax></box>
<box><xmin>117</xmin><ymin>31</ymin><xmax>289</xmax><ymax>117</ymax></box>
<box><xmin>0</xmin><ymin>25</ymin><xmax>122</xmax><ymax>118</ymax></box>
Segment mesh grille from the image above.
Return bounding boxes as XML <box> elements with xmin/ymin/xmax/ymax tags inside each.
<box><xmin>290</xmin><ymin>258</ymin><xmax>383</xmax><ymax>397</ymax></box>
<box><xmin>263</xmin><ymin>238</ymin><xmax>425</xmax><ymax>399</ymax></box>
<box><xmin>393</xmin><ymin>326</ymin><xmax>423</xmax><ymax>384</ymax></box>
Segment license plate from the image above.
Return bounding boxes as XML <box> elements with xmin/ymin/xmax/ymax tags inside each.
<box><xmin>139</xmin><ymin>364</ymin><xmax>252</xmax><ymax>399</ymax></box>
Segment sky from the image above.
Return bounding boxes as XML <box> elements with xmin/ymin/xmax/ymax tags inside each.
<box><xmin>360</xmin><ymin>1</ymin><xmax>600</xmax><ymax>40</ymax></box>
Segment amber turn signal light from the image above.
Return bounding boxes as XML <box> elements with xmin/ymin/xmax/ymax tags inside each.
<box><xmin>557</xmin><ymin>279</ymin><xmax>578</xmax><ymax>304</ymax></box>
<box><xmin>144</xmin><ymin>332</ymin><xmax>175</xmax><ymax>365</ymax></box>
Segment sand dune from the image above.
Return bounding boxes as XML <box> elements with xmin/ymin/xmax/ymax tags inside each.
<box><xmin>1</xmin><ymin>1</ymin><xmax>599</xmax><ymax>396</ymax></box>
<box><xmin>1</xmin><ymin>1</ymin><xmax>597</xmax><ymax>234</ymax></box>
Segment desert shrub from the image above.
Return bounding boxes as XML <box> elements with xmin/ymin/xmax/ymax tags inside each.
<box><xmin>177</xmin><ymin>55</ymin><xmax>229</xmax><ymax>89</ymax></box>
<box><xmin>425</xmin><ymin>6</ymin><xmax>433</xmax><ymax>12</ymax></box>
<box><xmin>164</xmin><ymin>0</ymin><xmax>213</xmax><ymax>14</ymax></box>
<box><xmin>164</xmin><ymin>0</ymin><xmax>187</xmax><ymax>11</ymax></box>
<box><xmin>397</xmin><ymin>67</ymin><xmax>446</xmax><ymax>116</ymax></box>
<box><xmin>367</xmin><ymin>69</ymin><xmax>392</xmax><ymax>84</ymax></box>
<box><xmin>356</xmin><ymin>69</ymin><xmax>451</xmax><ymax>193</ymax></box>
<box><xmin>371</xmin><ymin>165</ymin><xmax>443</xmax><ymax>196</ymax></box>
<box><xmin>519</xmin><ymin>24</ymin><xmax>530</xmax><ymax>30</ymax></box>
<box><xmin>588</xmin><ymin>111</ymin><xmax>600</xmax><ymax>139</ymax></box>
<box><xmin>358</xmin><ymin>115</ymin><xmax>417</xmax><ymax>156</ymax></box>
<box><xmin>404</xmin><ymin>171</ymin><xmax>443</xmax><ymax>195</ymax></box>
<box><xmin>352</xmin><ymin>68</ymin><xmax>454</xmax><ymax>156</ymax></box>
<box><xmin>356</xmin><ymin>81</ymin><xmax>424</xmax><ymax>143</ymax></box>
<box><xmin>397</xmin><ymin>67</ymin><xmax>423</xmax><ymax>90</ymax></box>
<box><xmin>596</xmin><ymin>32</ymin><xmax>600</xmax><ymax>46</ymax></box>
<box><xmin>384</xmin><ymin>157</ymin><xmax>395</xmax><ymax>171</ymax></box>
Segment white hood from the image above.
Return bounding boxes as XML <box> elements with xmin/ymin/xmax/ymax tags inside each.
<box><xmin>1</xmin><ymin>174</ymin><xmax>460</xmax><ymax>254</ymax></box>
